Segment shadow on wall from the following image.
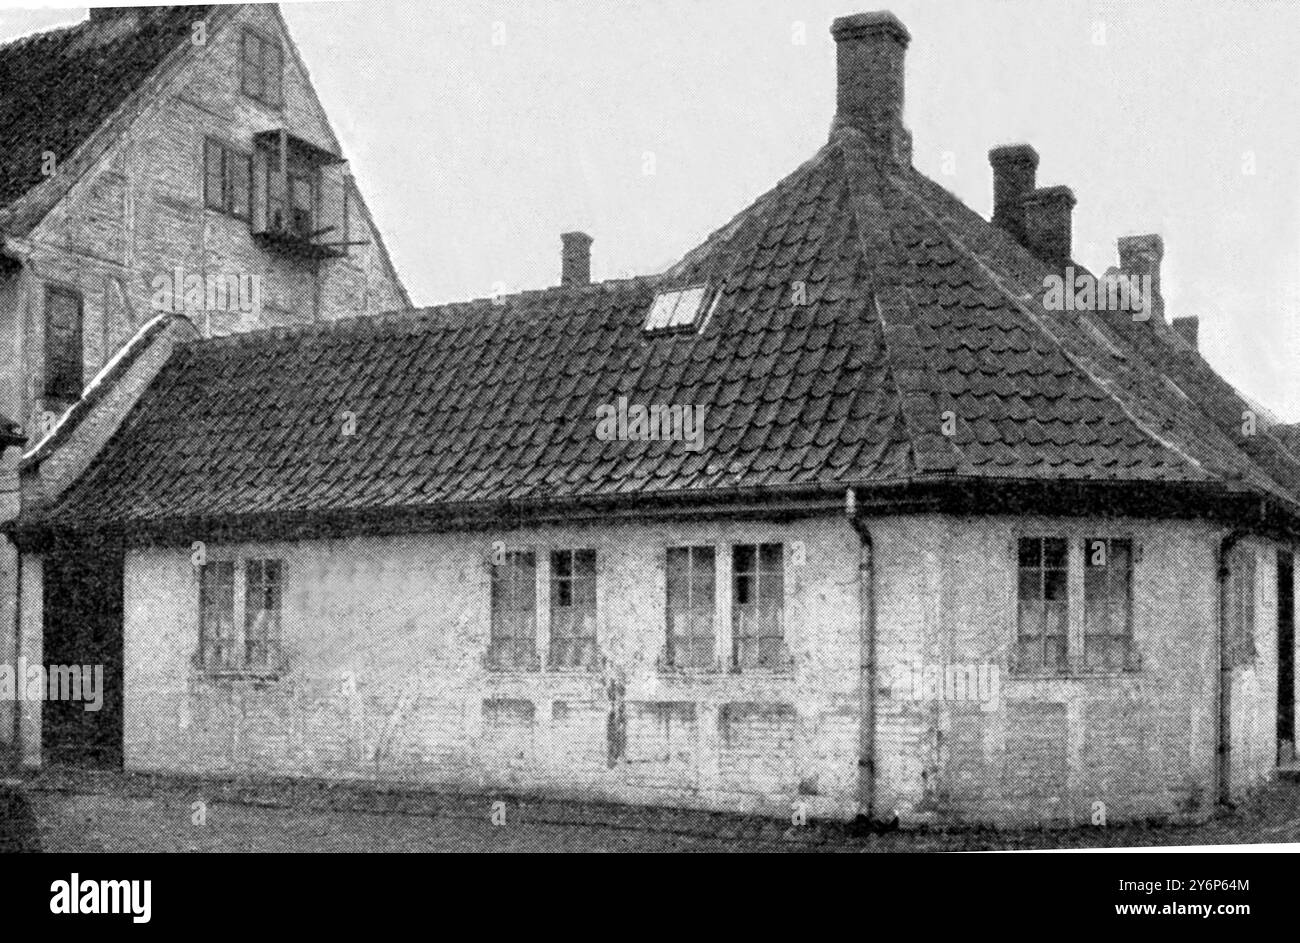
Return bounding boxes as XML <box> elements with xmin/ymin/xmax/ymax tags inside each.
<box><xmin>0</xmin><ymin>781</ymin><xmax>41</xmax><ymax>852</ymax></box>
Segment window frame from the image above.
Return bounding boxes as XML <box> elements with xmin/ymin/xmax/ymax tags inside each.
<box><xmin>1225</xmin><ymin>543</ymin><xmax>1257</xmax><ymax>668</ymax></box>
<box><xmin>663</xmin><ymin>545</ymin><xmax>717</xmax><ymax>671</ymax></box>
<box><xmin>42</xmin><ymin>284</ymin><xmax>84</xmax><ymax>402</ymax></box>
<box><xmin>1013</xmin><ymin>536</ymin><xmax>1070</xmax><ymax>677</ymax></box>
<box><xmin>1082</xmin><ymin>536</ymin><xmax>1137</xmax><ymax>673</ymax></box>
<box><xmin>731</xmin><ymin>543</ymin><xmax>789</xmax><ymax>672</ymax></box>
<box><xmin>198</xmin><ymin>560</ymin><xmax>237</xmax><ymax>673</ymax></box>
<box><xmin>548</xmin><ymin>549</ymin><xmax>598</xmax><ymax>670</ymax></box>
<box><xmin>240</xmin><ymin>27</ymin><xmax>284</xmax><ymax>108</ymax></box>
<box><xmin>488</xmin><ymin>550</ymin><xmax>539</xmax><ymax>670</ymax></box>
<box><xmin>244</xmin><ymin>559</ymin><xmax>283</xmax><ymax>674</ymax></box>
<box><xmin>203</xmin><ymin>137</ymin><xmax>252</xmax><ymax>221</ymax></box>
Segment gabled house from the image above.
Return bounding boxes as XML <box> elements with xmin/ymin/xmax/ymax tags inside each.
<box><xmin>6</xmin><ymin>10</ymin><xmax>1300</xmax><ymax>826</ymax></box>
<box><xmin>0</xmin><ymin>3</ymin><xmax>407</xmax><ymax>767</ymax></box>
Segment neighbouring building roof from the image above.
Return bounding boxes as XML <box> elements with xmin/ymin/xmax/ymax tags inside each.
<box><xmin>23</xmin><ymin>122</ymin><xmax>1300</xmax><ymax>537</ymax></box>
<box><xmin>0</xmin><ymin>6</ymin><xmax>218</xmax><ymax>212</ymax></box>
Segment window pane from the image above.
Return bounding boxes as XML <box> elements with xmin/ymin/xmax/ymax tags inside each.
<box><xmin>1018</xmin><ymin>538</ymin><xmax>1041</xmax><ymax>569</ymax></box>
<box><xmin>1043</xmin><ymin>538</ymin><xmax>1067</xmax><ymax>570</ymax></box>
<box><xmin>44</xmin><ymin>287</ymin><xmax>82</xmax><ymax>400</ymax></box>
<box><xmin>229</xmin><ymin>151</ymin><xmax>251</xmax><ymax>218</ymax></box>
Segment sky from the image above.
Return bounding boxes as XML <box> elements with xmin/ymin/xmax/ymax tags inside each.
<box><xmin>2</xmin><ymin>0</ymin><xmax>1299</xmax><ymax>419</ymax></box>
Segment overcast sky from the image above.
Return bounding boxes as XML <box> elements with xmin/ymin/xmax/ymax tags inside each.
<box><xmin>3</xmin><ymin>0</ymin><xmax>1299</xmax><ymax>419</ymax></box>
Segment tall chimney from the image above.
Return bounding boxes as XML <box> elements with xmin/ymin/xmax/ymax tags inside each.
<box><xmin>989</xmin><ymin>144</ymin><xmax>1038</xmax><ymax>246</ymax></box>
<box><xmin>830</xmin><ymin>11</ymin><xmax>912</xmax><ymax>164</ymax></box>
<box><xmin>1171</xmin><ymin>315</ymin><xmax>1198</xmax><ymax>349</ymax></box>
<box><xmin>560</xmin><ymin>232</ymin><xmax>592</xmax><ymax>287</ymax></box>
<box><xmin>1118</xmin><ymin>234</ymin><xmax>1164</xmax><ymax>322</ymax></box>
<box><xmin>1022</xmin><ymin>186</ymin><xmax>1075</xmax><ymax>268</ymax></box>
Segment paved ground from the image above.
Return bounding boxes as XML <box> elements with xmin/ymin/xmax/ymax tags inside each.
<box><xmin>10</xmin><ymin>768</ymin><xmax>1300</xmax><ymax>851</ymax></box>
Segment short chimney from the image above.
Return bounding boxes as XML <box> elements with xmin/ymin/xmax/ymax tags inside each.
<box><xmin>1172</xmin><ymin>315</ymin><xmax>1198</xmax><ymax>349</ymax></box>
<box><xmin>1022</xmin><ymin>186</ymin><xmax>1076</xmax><ymax>268</ymax></box>
<box><xmin>1118</xmin><ymin>234</ymin><xmax>1164</xmax><ymax>322</ymax></box>
<box><xmin>830</xmin><ymin>11</ymin><xmax>912</xmax><ymax>164</ymax></box>
<box><xmin>561</xmin><ymin>231</ymin><xmax>592</xmax><ymax>287</ymax></box>
<box><xmin>989</xmin><ymin>144</ymin><xmax>1038</xmax><ymax>246</ymax></box>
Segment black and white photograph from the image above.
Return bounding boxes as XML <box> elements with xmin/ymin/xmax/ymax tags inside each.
<box><xmin>0</xmin><ymin>0</ymin><xmax>1294</xmax><ymax>916</ymax></box>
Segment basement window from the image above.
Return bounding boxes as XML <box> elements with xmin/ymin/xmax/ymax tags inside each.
<box><xmin>644</xmin><ymin>285</ymin><xmax>709</xmax><ymax>332</ymax></box>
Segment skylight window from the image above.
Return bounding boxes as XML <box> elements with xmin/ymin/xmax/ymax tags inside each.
<box><xmin>644</xmin><ymin>285</ymin><xmax>709</xmax><ymax>332</ymax></box>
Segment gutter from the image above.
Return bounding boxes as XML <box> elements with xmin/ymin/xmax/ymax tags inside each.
<box><xmin>1216</xmin><ymin>528</ymin><xmax>1246</xmax><ymax>808</ymax></box>
<box><xmin>846</xmin><ymin>488</ymin><xmax>882</xmax><ymax>826</ymax></box>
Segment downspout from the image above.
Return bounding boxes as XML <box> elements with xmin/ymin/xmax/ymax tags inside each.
<box><xmin>1216</xmin><ymin>529</ymin><xmax>1245</xmax><ymax>808</ymax></box>
<box><xmin>9</xmin><ymin>539</ymin><xmax>19</xmax><ymax>765</ymax></box>
<box><xmin>847</xmin><ymin>488</ymin><xmax>878</xmax><ymax>823</ymax></box>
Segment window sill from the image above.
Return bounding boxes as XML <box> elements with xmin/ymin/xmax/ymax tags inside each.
<box><xmin>1008</xmin><ymin>668</ymin><xmax>1142</xmax><ymax>681</ymax></box>
<box><xmin>198</xmin><ymin>670</ymin><xmax>284</xmax><ymax>684</ymax></box>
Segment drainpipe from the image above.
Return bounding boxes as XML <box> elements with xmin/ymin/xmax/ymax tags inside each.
<box><xmin>7</xmin><ymin>537</ymin><xmax>19</xmax><ymax>767</ymax></box>
<box><xmin>847</xmin><ymin>488</ymin><xmax>878</xmax><ymax>823</ymax></box>
<box><xmin>1216</xmin><ymin>529</ymin><xmax>1245</xmax><ymax>808</ymax></box>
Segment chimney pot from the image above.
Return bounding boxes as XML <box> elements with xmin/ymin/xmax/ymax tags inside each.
<box><xmin>989</xmin><ymin>144</ymin><xmax>1039</xmax><ymax>246</ymax></box>
<box><xmin>830</xmin><ymin>11</ymin><xmax>912</xmax><ymax>164</ymax></box>
<box><xmin>1118</xmin><ymin>233</ymin><xmax>1164</xmax><ymax>322</ymax></box>
<box><xmin>561</xmin><ymin>231</ymin><xmax>592</xmax><ymax>287</ymax></box>
<box><xmin>1022</xmin><ymin>185</ymin><xmax>1076</xmax><ymax>268</ymax></box>
<box><xmin>1171</xmin><ymin>315</ymin><xmax>1198</xmax><ymax>349</ymax></box>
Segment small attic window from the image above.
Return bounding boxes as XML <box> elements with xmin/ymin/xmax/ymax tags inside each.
<box><xmin>644</xmin><ymin>285</ymin><xmax>709</xmax><ymax>333</ymax></box>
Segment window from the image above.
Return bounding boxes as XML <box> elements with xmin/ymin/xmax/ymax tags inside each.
<box><xmin>197</xmin><ymin>559</ymin><xmax>283</xmax><ymax>676</ymax></box>
<box><xmin>549</xmin><ymin>549</ymin><xmax>597</xmax><ymax>669</ymax></box>
<box><xmin>1015</xmin><ymin>537</ymin><xmax>1068</xmax><ymax>675</ymax></box>
<box><xmin>289</xmin><ymin>171</ymin><xmax>315</xmax><ymax>239</ymax></box>
<box><xmin>241</xmin><ymin>28</ymin><xmax>283</xmax><ymax>107</ymax></box>
<box><xmin>198</xmin><ymin>561</ymin><xmax>236</xmax><ymax>672</ymax></box>
<box><xmin>43</xmin><ymin>285</ymin><xmax>83</xmax><ymax>401</ymax></box>
<box><xmin>244</xmin><ymin>560</ymin><xmax>283</xmax><ymax>673</ymax></box>
<box><xmin>489</xmin><ymin>551</ymin><xmax>538</xmax><ymax>670</ymax></box>
<box><xmin>664</xmin><ymin>546</ymin><xmax>716</xmax><ymax>670</ymax></box>
<box><xmin>732</xmin><ymin>543</ymin><xmax>787</xmax><ymax>670</ymax></box>
<box><xmin>204</xmin><ymin>138</ymin><xmax>251</xmax><ymax>219</ymax></box>
<box><xmin>1083</xmin><ymin>538</ymin><xmax>1136</xmax><ymax>671</ymax></box>
<box><xmin>644</xmin><ymin>285</ymin><xmax>709</xmax><ymax>332</ymax></box>
<box><xmin>1226</xmin><ymin>544</ymin><xmax>1257</xmax><ymax>668</ymax></box>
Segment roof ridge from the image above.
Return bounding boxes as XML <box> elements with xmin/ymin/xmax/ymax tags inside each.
<box><xmin>836</xmin><ymin>127</ymin><xmax>964</xmax><ymax>476</ymax></box>
<box><xmin>881</xmin><ymin>162</ymin><xmax>1235</xmax><ymax>488</ymax></box>
<box><xmin>182</xmin><ymin>274</ymin><xmax>660</xmax><ymax>350</ymax></box>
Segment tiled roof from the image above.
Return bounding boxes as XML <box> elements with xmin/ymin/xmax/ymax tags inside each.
<box><xmin>30</xmin><ymin>127</ymin><xmax>1300</xmax><ymax>531</ymax></box>
<box><xmin>0</xmin><ymin>7</ymin><xmax>215</xmax><ymax>212</ymax></box>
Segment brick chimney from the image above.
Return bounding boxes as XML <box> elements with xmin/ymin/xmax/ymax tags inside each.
<box><xmin>1118</xmin><ymin>234</ymin><xmax>1164</xmax><ymax>322</ymax></box>
<box><xmin>1171</xmin><ymin>315</ymin><xmax>1198</xmax><ymax>349</ymax></box>
<box><xmin>989</xmin><ymin>144</ymin><xmax>1038</xmax><ymax>246</ymax></box>
<box><xmin>830</xmin><ymin>11</ymin><xmax>912</xmax><ymax>165</ymax></box>
<box><xmin>1022</xmin><ymin>186</ymin><xmax>1075</xmax><ymax>268</ymax></box>
<box><xmin>561</xmin><ymin>232</ymin><xmax>592</xmax><ymax>287</ymax></box>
